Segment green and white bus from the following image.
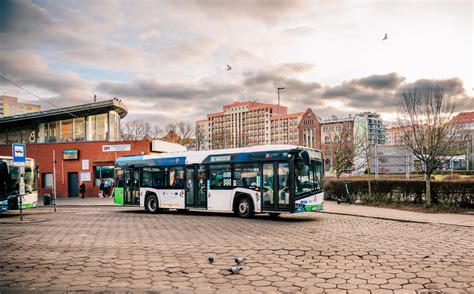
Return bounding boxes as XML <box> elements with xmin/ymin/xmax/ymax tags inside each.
<box><xmin>113</xmin><ymin>145</ymin><xmax>324</xmax><ymax>218</ymax></box>
<box><xmin>0</xmin><ymin>156</ymin><xmax>38</xmax><ymax>212</ymax></box>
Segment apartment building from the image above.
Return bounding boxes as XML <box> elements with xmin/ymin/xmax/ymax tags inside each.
<box><xmin>321</xmin><ymin>112</ymin><xmax>386</xmax><ymax>172</ymax></box>
<box><xmin>0</xmin><ymin>95</ymin><xmax>41</xmax><ymax>118</ymax></box>
<box><xmin>386</xmin><ymin>126</ymin><xmax>411</xmax><ymax>145</ymax></box>
<box><xmin>197</xmin><ymin>101</ymin><xmax>320</xmax><ymax>150</ymax></box>
<box><xmin>195</xmin><ymin>119</ymin><xmax>210</xmax><ymax>150</ymax></box>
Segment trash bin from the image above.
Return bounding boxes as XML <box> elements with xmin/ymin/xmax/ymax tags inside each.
<box><xmin>7</xmin><ymin>195</ymin><xmax>19</xmax><ymax>210</ymax></box>
<box><xmin>43</xmin><ymin>194</ymin><xmax>51</xmax><ymax>206</ymax></box>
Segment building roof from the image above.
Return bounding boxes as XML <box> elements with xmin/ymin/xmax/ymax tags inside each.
<box><xmin>450</xmin><ymin>111</ymin><xmax>474</xmax><ymax>124</ymax></box>
<box><xmin>0</xmin><ymin>99</ymin><xmax>128</xmax><ymax>128</ymax></box>
<box><xmin>270</xmin><ymin>112</ymin><xmax>304</xmax><ymax>120</ymax></box>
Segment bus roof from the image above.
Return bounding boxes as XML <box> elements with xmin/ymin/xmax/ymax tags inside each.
<box><xmin>115</xmin><ymin>145</ymin><xmax>322</xmax><ymax>168</ymax></box>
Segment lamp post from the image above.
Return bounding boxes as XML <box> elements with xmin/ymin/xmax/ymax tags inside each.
<box><xmin>277</xmin><ymin>87</ymin><xmax>285</xmax><ymax>116</ymax></box>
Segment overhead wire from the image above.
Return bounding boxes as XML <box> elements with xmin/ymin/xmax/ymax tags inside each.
<box><xmin>0</xmin><ymin>75</ymin><xmax>78</xmax><ymax>118</ymax></box>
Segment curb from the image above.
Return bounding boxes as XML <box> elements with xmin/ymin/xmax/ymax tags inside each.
<box><xmin>321</xmin><ymin>211</ymin><xmax>473</xmax><ymax>227</ymax></box>
<box><xmin>40</xmin><ymin>205</ymin><xmax>116</xmax><ymax>208</ymax></box>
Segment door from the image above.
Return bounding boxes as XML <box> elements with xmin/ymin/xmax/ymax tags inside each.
<box><xmin>185</xmin><ymin>166</ymin><xmax>195</xmax><ymax>207</ymax></box>
<box><xmin>68</xmin><ymin>172</ymin><xmax>78</xmax><ymax>197</ymax></box>
<box><xmin>196</xmin><ymin>165</ymin><xmax>207</xmax><ymax>208</ymax></box>
<box><xmin>123</xmin><ymin>168</ymin><xmax>140</xmax><ymax>205</ymax></box>
<box><xmin>185</xmin><ymin>165</ymin><xmax>207</xmax><ymax>209</ymax></box>
<box><xmin>261</xmin><ymin>162</ymin><xmax>290</xmax><ymax>210</ymax></box>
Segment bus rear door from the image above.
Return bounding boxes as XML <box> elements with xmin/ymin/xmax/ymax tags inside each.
<box><xmin>114</xmin><ymin>168</ymin><xmax>140</xmax><ymax>206</ymax></box>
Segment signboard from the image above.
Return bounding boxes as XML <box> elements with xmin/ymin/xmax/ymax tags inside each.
<box><xmin>369</xmin><ymin>145</ymin><xmax>414</xmax><ymax>174</ymax></box>
<box><xmin>102</xmin><ymin>144</ymin><xmax>131</xmax><ymax>152</ymax></box>
<box><xmin>63</xmin><ymin>149</ymin><xmax>79</xmax><ymax>160</ymax></box>
<box><xmin>210</xmin><ymin>155</ymin><xmax>231</xmax><ymax>162</ymax></box>
<box><xmin>12</xmin><ymin>144</ymin><xmax>26</xmax><ymax>167</ymax></box>
<box><xmin>80</xmin><ymin>172</ymin><xmax>91</xmax><ymax>182</ymax></box>
<box><xmin>82</xmin><ymin>159</ymin><xmax>89</xmax><ymax>170</ymax></box>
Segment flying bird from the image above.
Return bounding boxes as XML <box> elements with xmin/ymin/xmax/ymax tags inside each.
<box><xmin>226</xmin><ymin>64</ymin><xmax>232</xmax><ymax>71</ymax></box>
<box><xmin>382</xmin><ymin>33</ymin><xmax>388</xmax><ymax>41</ymax></box>
<box><xmin>234</xmin><ymin>257</ymin><xmax>246</xmax><ymax>265</ymax></box>
<box><xmin>208</xmin><ymin>256</ymin><xmax>214</xmax><ymax>264</ymax></box>
<box><xmin>228</xmin><ymin>266</ymin><xmax>242</xmax><ymax>274</ymax></box>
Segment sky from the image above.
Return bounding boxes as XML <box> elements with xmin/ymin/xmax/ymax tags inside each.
<box><xmin>0</xmin><ymin>0</ymin><xmax>473</xmax><ymax>126</ymax></box>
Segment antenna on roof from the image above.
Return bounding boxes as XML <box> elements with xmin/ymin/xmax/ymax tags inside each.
<box><xmin>94</xmin><ymin>95</ymin><xmax>97</xmax><ymax>103</ymax></box>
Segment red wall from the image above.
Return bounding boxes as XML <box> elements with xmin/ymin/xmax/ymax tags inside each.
<box><xmin>0</xmin><ymin>140</ymin><xmax>151</xmax><ymax>197</ymax></box>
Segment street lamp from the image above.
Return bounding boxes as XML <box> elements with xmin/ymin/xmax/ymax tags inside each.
<box><xmin>277</xmin><ymin>87</ymin><xmax>285</xmax><ymax>116</ymax></box>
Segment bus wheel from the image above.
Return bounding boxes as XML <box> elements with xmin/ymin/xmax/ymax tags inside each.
<box><xmin>146</xmin><ymin>195</ymin><xmax>159</xmax><ymax>214</ymax></box>
<box><xmin>236</xmin><ymin>197</ymin><xmax>254</xmax><ymax>219</ymax></box>
<box><xmin>269</xmin><ymin>213</ymin><xmax>280</xmax><ymax>218</ymax></box>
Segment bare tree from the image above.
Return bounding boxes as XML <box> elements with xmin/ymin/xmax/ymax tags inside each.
<box><xmin>195</xmin><ymin>124</ymin><xmax>207</xmax><ymax>151</ymax></box>
<box><xmin>161</xmin><ymin>122</ymin><xmax>195</xmax><ymax>147</ymax></box>
<box><xmin>176</xmin><ymin>122</ymin><xmax>194</xmax><ymax>146</ymax></box>
<box><xmin>121</xmin><ymin>120</ymin><xmax>152</xmax><ymax>141</ymax></box>
<box><xmin>397</xmin><ymin>86</ymin><xmax>467</xmax><ymax>206</ymax></box>
<box><xmin>210</xmin><ymin>130</ymin><xmax>225</xmax><ymax>149</ymax></box>
<box><xmin>151</xmin><ymin>126</ymin><xmax>165</xmax><ymax>139</ymax></box>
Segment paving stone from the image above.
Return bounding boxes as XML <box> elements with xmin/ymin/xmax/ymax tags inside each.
<box><xmin>0</xmin><ymin>206</ymin><xmax>472</xmax><ymax>293</ymax></box>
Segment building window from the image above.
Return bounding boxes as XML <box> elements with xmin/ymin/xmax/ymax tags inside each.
<box><xmin>48</xmin><ymin>121</ymin><xmax>58</xmax><ymax>142</ymax></box>
<box><xmin>0</xmin><ymin>131</ymin><xmax>6</xmax><ymax>145</ymax></box>
<box><xmin>61</xmin><ymin>119</ymin><xmax>74</xmax><ymax>142</ymax></box>
<box><xmin>324</xmin><ymin>136</ymin><xmax>330</xmax><ymax>144</ymax></box>
<box><xmin>42</xmin><ymin>173</ymin><xmax>53</xmax><ymax>188</ymax></box>
<box><xmin>74</xmin><ymin>117</ymin><xmax>85</xmax><ymax>141</ymax></box>
<box><xmin>7</xmin><ymin>130</ymin><xmax>21</xmax><ymax>144</ymax></box>
<box><xmin>94</xmin><ymin>166</ymin><xmax>115</xmax><ymax>186</ymax></box>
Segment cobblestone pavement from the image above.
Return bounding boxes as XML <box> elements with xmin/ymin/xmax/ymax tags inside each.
<box><xmin>0</xmin><ymin>207</ymin><xmax>473</xmax><ymax>293</ymax></box>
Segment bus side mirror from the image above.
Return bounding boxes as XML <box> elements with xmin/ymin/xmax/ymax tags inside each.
<box><xmin>300</xmin><ymin>151</ymin><xmax>310</xmax><ymax>166</ymax></box>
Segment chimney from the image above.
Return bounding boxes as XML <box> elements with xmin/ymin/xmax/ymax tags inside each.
<box><xmin>94</xmin><ymin>95</ymin><xmax>97</xmax><ymax>103</ymax></box>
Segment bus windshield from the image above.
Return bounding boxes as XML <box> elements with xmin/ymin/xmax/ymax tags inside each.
<box><xmin>295</xmin><ymin>158</ymin><xmax>322</xmax><ymax>196</ymax></box>
<box><xmin>0</xmin><ymin>158</ymin><xmax>37</xmax><ymax>198</ymax></box>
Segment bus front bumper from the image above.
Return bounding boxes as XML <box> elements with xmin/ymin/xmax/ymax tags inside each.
<box><xmin>294</xmin><ymin>202</ymin><xmax>325</xmax><ymax>213</ymax></box>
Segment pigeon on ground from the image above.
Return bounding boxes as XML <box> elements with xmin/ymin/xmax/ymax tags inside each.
<box><xmin>208</xmin><ymin>256</ymin><xmax>214</xmax><ymax>264</ymax></box>
<box><xmin>234</xmin><ymin>257</ymin><xmax>246</xmax><ymax>265</ymax></box>
<box><xmin>227</xmin><ymin>64</ymin><xmax>232</xmax><ymax>71</ymax></box>
<box><xmin>382</xmin><ymin>33</ymin><xmax>388</xmax><ymax>41</ymax></box>
<box><xmin>228</xmin><ymin>266</ymin><xmax>242</xmax><ymax>274</ymax></box>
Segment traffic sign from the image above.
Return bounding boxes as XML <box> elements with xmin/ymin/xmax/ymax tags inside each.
<box><xmin>12</xmin><ymin>144</ymin><xmax>26</xmax><ymax>167</ymax></box>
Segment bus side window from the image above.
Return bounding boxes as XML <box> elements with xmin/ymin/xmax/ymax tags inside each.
<box><xmin>209</xmin><ymin>164</ymin><xmax>231</xmax><ymax>189</ymax></box>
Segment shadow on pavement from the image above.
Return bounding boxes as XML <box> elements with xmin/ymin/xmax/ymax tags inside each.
<box><xmin>116</xmin><ymin>208</ymin><xmax>318</xmax><ymax>222</ymax></box>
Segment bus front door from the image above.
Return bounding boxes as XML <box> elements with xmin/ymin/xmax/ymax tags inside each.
<box><xmin>185</xmin><ymin>165</ymin><xmax>207</xmax><ymax>209</ymax></box>
<box><xmin>262</xmin><ymin>162</ymin><xmax>290</xmax><ymax>211</ymax></box>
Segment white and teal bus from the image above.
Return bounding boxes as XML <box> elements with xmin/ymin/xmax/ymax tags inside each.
<box><xmin>0</xmin><ymin>156</ymin><xmax>38</xmax><ymax>212</ymax></box>
<box><xmin>113</xmin><ymin>145</ymin><xmax>324</xmax><ymax>218</ymax></box>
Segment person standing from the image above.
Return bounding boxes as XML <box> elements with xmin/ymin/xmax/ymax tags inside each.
<box><xmin>79</xmin><ymin>182</ymin><xmax>86</xmax><ymax>198</ymax></box>
<box><xmin>99</xmin><ymin>180</ymin><xmax>105</xmax><ymax>198</ymax></box>
<box><xmin>104</xmin><ymin>180</ymin><xmax>110</xmax><ymax>197</ymax></box>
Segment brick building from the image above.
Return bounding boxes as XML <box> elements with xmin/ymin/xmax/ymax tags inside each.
<box><xmin>0</xmin><ymin>99</ymin><xmax>183</xmax><ymax>197</ymax></box>
<box><xmin>0</xmin><ymin>140</ymin><xmax>152</xmax><ymax>198</ymax></box>
<box><xmin>197</xmin><ymin>101</ymin><xmax>320</xmax><ymax>150</ymax></box>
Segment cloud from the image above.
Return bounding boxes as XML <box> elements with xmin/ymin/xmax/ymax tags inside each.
<box><xmin>320</xmin><ymin>74</ymin><xmax>471</xmax><ymax>114</ymax></box>
<box><xmin>0</xmin><ymin>51</ymin><xmax>92</xmax><ymax>105</ymax></box>
<box><xmin>191</xmin><ymin>0</ymin><xmax>308</xmax><ymax>25</ymax></box>
<box><xmin>355</xmin><ymin>73</ymin><xmax>405</xmax><ymax>89</ymax></box>
<box><xmin>282</xmin><ymin>26</ymin><xmax>318</xmax><ymax>36</ymax></box>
